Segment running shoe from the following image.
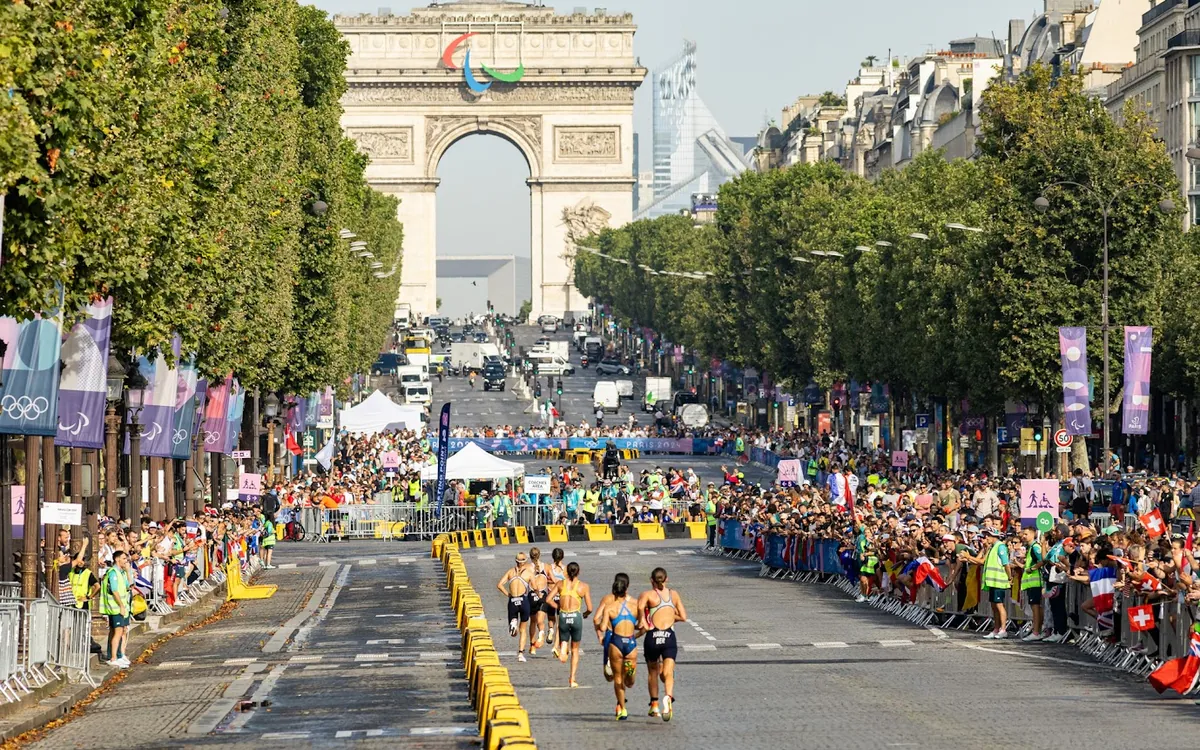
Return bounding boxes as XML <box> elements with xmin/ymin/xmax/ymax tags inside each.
<box><xmin>569</xmin><ymin>681</ymin><xmax>579</xmax><ymax>688</ymax></box>
<box><xmin>604</xmin><ymin>662</ymin><xmax>613</xmax><ymax>678</ymax></box>
<box><xmin>648</xmin><ymin>701</ymin><xmax>660</xmax><ymax>717</ymax></box>
<box><xmin>661</xmin><ymin>694</ymin><xmax>673</xmax><ymax>722</ymax></box>
<box><xmin>534</xmin><ymin>632</ymin><xmax>545</xmax><ymax>649</ymax></box>
<box><xmin>615</xmin><ymin>706</ymin><xmax>628</xmax><ymax>721</ymax></box>
<box><xmin>983</xmin><ymin>631</ymin><xmax>997</xmax><ymax>639</ymax></box>
<box><xmin>106</xmin><ymin>659</ymin><xmax>125</xmax><ymax>669</ymax></box>
<box><xmin>993</xmin><ymin>631</ymin><xmax>1009</xmax><ymax>640</ymax></box>
<box><xmin>1021</xmin><ymin>633</ymin><xmax>1044</xmax><ymax>642</ymax></box>
<box><xmin>530</xmin><ymin>647</ymin><xmax>537</xmax><ymax>657</ymax></box>
<box><xmin>517</xmin><ymin>652</ymin><xmax>527</xmax><ymax>663</ymax></box>
<box><xmin>509</xmin><ymin>618</ymin><xmax>518</xmax><ymax>638</ymax></box>
<box><xmin>1045</xmin><ymin>633</ymin><xmax>1067</xmax><ymax>644</ymax></box>
<box><xmin>854</xmin><ymin>594</ymin><xmax>866</xmax><ymax>603</ymax></box>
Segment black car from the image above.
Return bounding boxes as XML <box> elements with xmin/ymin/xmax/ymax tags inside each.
<box><xmin>482</xmin><ymin>363</ymin><xmax>507</xmax><ymax>391</ymax></box>
<box><xmin>450</xmin><ymin>332</ymin><xmax>467</xmax><ymax>343</ymax></box>
<box><xmin>472</xmin><ymin>332</ymin><xmax>489</xmax><ymax>343</ymax></box>
<box><xmin>371</xmin><ymin>352</ymin><xmax>404</xmax><ymax>376</ymax></box>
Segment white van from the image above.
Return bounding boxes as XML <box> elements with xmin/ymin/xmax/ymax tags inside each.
<box><xmin>593</xmin><ymin>381</ymin><xmax>620</xmax><ymax>413</ymax></box>
<box><xmin>396</xmin><ymin>364</ymin><xmax>428</xmax><ymax>387</ymax></box>
<box><xmin>403</xmin><ymin>382</ymin><xmax>432</xmax><ymax>407</ymax></box>
<box><xmin>526</xmin><ymin>351</ymin><xmax>575</xmax><ymax>376</ymax></box>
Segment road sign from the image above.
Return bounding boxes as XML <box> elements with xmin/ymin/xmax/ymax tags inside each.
<box><xmin>915</xmin><ymin>414</ymin><xmax>931</xmax><ymax>429</ymax></box>
<box><xmin>1053</xmin><ymin>429</ymin><xmax>1072</xmax><ymax>448</ymax></box>
<box><xmin>1056</xmin><ymin>446</ymin><xmax>1071</xmax><ymax>453</ymax></box>
<box><xmin>302</xmin><ymin>434</ymin><xmax>315</xmax><ymax>449</ymax></box>
<box><xmin>231</xmin><ymin>450</ymin><xmax>250</xmax><ymax>459</ymax></box>
<box><xmin>997</xmin><ymin>426</ymin><xmax>1010</xmax><ymax>444</ymax></box>
<box><xmin>1036</xmin><ymin>511</ymin><xmax>1054</xmax><ymax>533</ymax></box>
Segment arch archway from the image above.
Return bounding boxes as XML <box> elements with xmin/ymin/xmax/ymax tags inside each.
<box><xmin>336</xmin><ymin>3</ymin><xmax>646</xmax><ymax>321</ymax></box>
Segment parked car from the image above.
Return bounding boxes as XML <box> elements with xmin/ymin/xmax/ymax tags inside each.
<box><xmin>595</xmin><ymin>358</ymin><xmax>631</xmax><ymax>377</ymax></box>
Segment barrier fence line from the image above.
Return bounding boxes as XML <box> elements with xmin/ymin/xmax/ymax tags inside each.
<box><xmin>713</xmin><ymin>520</ymin><xmax>1193</xmax><ymax>684</ymax></box>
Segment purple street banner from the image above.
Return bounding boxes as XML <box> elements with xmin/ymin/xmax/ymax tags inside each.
<box><xmin>0</xmin><ymin>312</ymin><xmax>64</xmax><ymax>436</ymax></box>
<box><xmin>1058</xmin><ymin>327</ymin><xmax>1092</xmax><ymax>436</ymax></box>
<box><xmin>203</xmin><ymin>376</ymin><xmax>231</xmax><ymax>453</ymax></box>
<box><xmin>435</xmin><ymin>403</ymin><xmax>451</xmax><ymax>518</ymax></box>
<box><xmin>286</xmin><ymin>395</ymin><xmax>307</xmax><ymax>435</ymax></box>
<box><xmin>54</xmin><ymin>298</ymin><xmax>113</xmax><ymax>448</ymax></box>
<box><xmin>11</xmin><ymin>485</ymin><xmax>23</xmax><ymax>540</ymax></box>
<box><xmin>223</xmin><ymin>380</ymin><xmax>245</xmax><ymax>455</ymax></box>
<box><xmin>304</xmin><ymin>392</ymin><xmax>319</xmax><ymax>427</ymax></box>
<box><xmin>125</xmin><ymin>339</ymin><xmax>179</xmax><ymax>458</ymax></box>
<box><xmin>316</xmin><ymin>386</ymin><xmax>334</xmax><ymax>429</ymax></box>
<box><xmin>1123</xmin><ymin>326</ymin><xmax>1153</xmax><ymax>435</ymax></box>
<box><xmin>185</xmin><ymin>378</ymin><xmax>208</xmax><ymax>457</ymax></box>
<box><xmin>170</xmin><ymin>358</ymin><xmax>199</xmax><ymax>460</ymax></box>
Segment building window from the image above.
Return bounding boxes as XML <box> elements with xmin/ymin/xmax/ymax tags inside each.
<box><xmin>1191</xmin><ymin>55</ymin><xmax>1200</xmax><ymax>96</ymax></box>
<box><xmin>1191</xmin><ymin>195</ymin><xmax>1200</xmax><ymax>226</ymax></box>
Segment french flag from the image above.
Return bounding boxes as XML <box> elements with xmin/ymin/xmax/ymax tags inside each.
<box><xmin>914</xmin><ymin>556</ymin><xmax>946</xmax><ymax>591</ymax></box>
<box><xmin>1089</xmin><ymin>567</ymin><xmax>1117</xmax><ymax>634</ymax></box>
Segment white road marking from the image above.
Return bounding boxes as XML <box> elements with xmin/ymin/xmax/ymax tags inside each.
<box><xmin>304</xmin><ymin>664</ymin><xmax>341</xmax><ymax>671</ymax></box>
<box><xmin>355</xmin><ymin>653</ymin><xmax>390</xmax><ymax>661</ymax></box>
<box><xmin>683</xmin><ymin>644</ymin><xmax>716</xmax><ymax>651</ymax></box>
<box><xmin>367</xmin><ymin>638</ymin><xmax>406</xmax><ymax>645</ymax></box>
<box><xmin>376</xmin><ymin>614</ymin><xmax>405</xmax><ymax>618</ymax></box>
<box><xmin>396</xmin><ymin>557</ymin><xmax>417</xmax><ymax>564</ymax></box>
<box><xmin>636</xmin><ymin>551</ymin><xmax>658</xmax><ymax>556</ymax></box>
<box><xmin>925</xmin><ymin>626</ymin><xmax>949</xmax><ymax>640</ymax></box>
<box><xmin>598</xmin><ymin>551</ymin><xmax>617</xmax><ymax>556</ymax></box>
<box><xmin>564</xmin><ymin>551</ymin><xmax>578</xmax><ymax>557</ymax></box>
<box><xmin>477</xmin><ymin>554</ymin><xmax>495</xmax><ymax>560</ymax></box>
<box><xmin>705</xmin><ymin>635</ymin><xmax>717</xmax><ymax>641</ymax></box>
<box><xmin>410</xmin><ymin>727</ymin><xmax>473</xmax><ymax>736</ymax></box>
<box><xmin>358</xmin><ymin>559</ymin><xmax>378</xmax><ymax>565</ymax></box>
<box><xmin>879</xmin><ymin>640</ymin><xmax>915</xmax><ymax>647</ymax></box>
<box><xmin>224</xmin><ymin>657</ymin><xmax>258</xmax><ymax>665</ymax></box>
<box><xmin>384</xmin><ymin>585</ymin><xmax>408</xmax><ymax>590</ymax></box>
<box><xmin>276</xmin><ymin>563</ymin><xmax>297</xmax><ymax>569</ymax></box>
<box><xmin>419</xmin><ymin>651</ymin><xmax>454</xmax><ymax>660</ymax></box>
<box><xmin>262</xmin><ymin>732</ymin><xmax>310</xmax><ymax>740</ymax></box>
<box><xmin>747</xmin><ymin>643</ymin><xmax>782</xmax><ymax>650</ymax></box>
<box><xmin>812</xmin><ymin>642</ymin><xmax>849</xmax><ymax>648</ymax></box>
<box><xmin>157</xmin><ymin>661</ymin><xmax>192</xmax><ymax>669</ymax></box>
<box><xmin>956</xmin><ymin>642</ymin><xmax>1126</xmax><ymax>671</ymax></box>
<box><xmin>348</xmin><ymin>587</ymin><xmax>372</xmax><ymax>591</ymax></box>
<box><xmin>336</xmin><ymin>730</ymin><xmax>384</xmax><ymax>738</ymax></box>
<box><xmin>540</xmin><ymin>685</ymin><xmax>594</xmax><ymax>690</ymax></box>
<box><xmin>289</xmin><ymin>655</ymin><xmax>323</xmax><ymax>662</ymax></box>
<box><xmin>676</xmin><ymin>550</ymin><xmax>697</xmax><ymax>555</ymax></box>
<box><xmin>318</xmin><ymin>561</ymin><xmax>337</xmax><ymax>567</ymax></box>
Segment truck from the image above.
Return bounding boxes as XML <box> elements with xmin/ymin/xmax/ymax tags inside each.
<box><xmin>583</xmin><ymin>336</ymin><xmax>603</xmax><ymax>361</ymax></box>
<box><xmin>394</xmin><ymin>303</ymin><xmax>412</xmax><ymax>329</ymax></box>
<box><xmin>644</xmin><ymin>377</ymin><xmax>672</xmax><ymax>413</ymax></box>
<box><xmin>405</xmin><ymin>351</ymin><xmax>430</xmax><ymax>373</ymax></box>
<box><xmin>530</xmin><ymin>340</ymin><xmax>569</xmax><ymax>360</ymax></box>
<box><xmin>450</xmin><ymin>342</ymin><xmax>501</xmax><ymax>371</ymax></box>
<box><xmin>396</xmin><ymin>364</ymin><xmax>428</xmax><ymax>387</ymax></box>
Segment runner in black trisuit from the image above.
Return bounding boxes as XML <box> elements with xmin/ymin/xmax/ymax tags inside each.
<box><xmin>496</xmin><ymin>551</ymin><xmax>534</xmax><ymax>662</ymax></box>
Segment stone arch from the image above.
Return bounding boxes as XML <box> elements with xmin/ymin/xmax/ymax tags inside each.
<box><xmin>424</xmin><ymin>115</ymin><xmax>543</xmax><ymax>179</ymax></box>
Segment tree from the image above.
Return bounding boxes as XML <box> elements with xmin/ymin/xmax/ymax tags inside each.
<box><xmin>818</xmin><ymin>90</ymin><xmax>846</xmax><ymax>108</ymax></box>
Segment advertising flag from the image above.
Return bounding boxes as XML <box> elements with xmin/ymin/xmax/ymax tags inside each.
<box><xmin>223</xmin><ymin>380</ymin><xmax>245</xmax><ymax>455</ymax></box>
<box><xmin>1058</xmin><ymin>327</ymin><xmax>1091</xmax><ymax>436</ymax></box>
<box><xmin>435</xmin><ymin>403</ymin><xmax>451</xmax><ymax>518</ymax></box>
<box><xmin>1123</xmin><ymin>326</ymin><xmax>1153</xmax><ymax>434</ymax></box>
<box><xmin>304</xmin><ymin>392</ymin><xmax>319</xmax><ymax>427</ymax></box>
<box><xmin>170</xmin><ymin>358</ymin><xmax>199</xmax><ymax>460</ymax></box>
<box><xmin>203</xmin><ymin>376</ymin><xmax>231</xmax><ymax>453</ymax></box>
<box><xmin>286</xmin><ymin>396</ymin><xmax>306</xmax><ymax>435</ymax></box>
<box><xmin>0</xmin><ymin>312</ymin><xmax>64</xmax><ymax>436</ymax></box>
<box><xmin>316</xmin><ymin>386</ymin><xmax>334</xmax><ymax>429</ymax></box>
<box><xmin>127</xmin><ymin>339</ymin><xmax>179</xmax><ymax>458</ymax></box>
<box><xmin>54</xmin><ymin>298</ymin><xmax>113</xmax><ymax>448</ymax></box>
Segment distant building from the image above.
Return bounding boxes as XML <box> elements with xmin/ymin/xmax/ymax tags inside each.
<box><xmin>638</xmin><ymin>41</ymin><xmax>749</xmax><ymax>218</ymax></box>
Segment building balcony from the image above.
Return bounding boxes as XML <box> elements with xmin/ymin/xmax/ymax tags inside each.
<box><xmin>1143</xmin><ymin>0</ymin><xmax>1184</xmax><ymax>29</ymax></box>
<box><xmin>1168</xmin><ymin>29</ymin><xmax>1200</xmax><ymax>50</ymax></box>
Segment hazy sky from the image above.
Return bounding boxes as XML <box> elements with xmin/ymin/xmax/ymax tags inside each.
<box><xmin>314</xmin><ymin>0</ymin><xmax>1042</xmax><ymax>316</ymax></box>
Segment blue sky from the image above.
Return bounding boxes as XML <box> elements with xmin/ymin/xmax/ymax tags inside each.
<box><xmin>314</xmin><ymin>0</ymin><xmax>1041</xmax><ymax>317</ymax></box>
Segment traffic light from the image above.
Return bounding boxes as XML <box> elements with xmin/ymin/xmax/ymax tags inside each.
<box><xmin>1033</xmin><ymin>426</ymin><xmax>1044</xmax><ymax>443</ymax></box>
<box><xmin>832</xmin><ymin>397</ymin><xmax>841</xmax><ymax>410</ymax></box>
<box><xmin>556</xmin><ymin>379</ymin><xmax>563</xmax><ymax>396</ymax></box>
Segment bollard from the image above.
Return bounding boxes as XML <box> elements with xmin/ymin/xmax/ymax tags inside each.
<box><xmin>481</xmin><ymin>695</ymin><xmax>523</xmax><ymax>735</ymax></box>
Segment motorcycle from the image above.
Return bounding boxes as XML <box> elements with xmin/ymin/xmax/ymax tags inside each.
<box><xmin>581</xmin><ymin>354</ymin><xmax>589</xmax><ymax>369</ymax></box>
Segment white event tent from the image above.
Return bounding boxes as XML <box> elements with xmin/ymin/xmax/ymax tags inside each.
<box><xmin>420</xmin><ymin>442</ymin><xmax>524</xmax><ymax>481</ymax></box>
<box><xmin>338</xmin><ymin>390</ymin><xmax>425</xmax><ymax>435</ymax></box>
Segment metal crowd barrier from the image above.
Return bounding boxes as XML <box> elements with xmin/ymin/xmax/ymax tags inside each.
<box><xmin>720</xmin><ymin>524</ymin><xmax>1200</xmax><ymax>686</ymax></box>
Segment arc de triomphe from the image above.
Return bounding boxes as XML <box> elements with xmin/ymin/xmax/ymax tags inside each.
<box><xmin>335</xmin><ymin>2</ymin><xmax>646</xmax><ymax>321</ymax></box>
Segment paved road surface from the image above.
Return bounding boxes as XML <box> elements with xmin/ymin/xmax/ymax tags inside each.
<box><xmin>461</xmin><ymin>539</ymin><xmax>1200</xmax><ymax>750</ymax></box>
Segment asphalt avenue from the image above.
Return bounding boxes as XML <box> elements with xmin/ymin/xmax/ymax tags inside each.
<box><xmin>462</xmin><ymin>539</ymin><xmax>1200</xmax><ymax>750</ymax></box>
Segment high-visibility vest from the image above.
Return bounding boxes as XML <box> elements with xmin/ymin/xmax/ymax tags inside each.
<box><xmin>735</xmin><ymin>438</ymin><xmax>745</xmax><ymax>454</ymax></box>
<box><xmin>583</xmin><ymin>491</ymin><xmax>601</xmax><ymax>513</ymax></box>
<box><xmin>983</xmin><ymin>542</ymin><xmax>1011</xmax><ymax>590</ymax></box>
<box><xmin>705</xmin><ymin>500</ymin><xmax>717</xmax><ymax>527</ymax></box>
<box><xmin>860</xmin><ymin>555</ymin><xmax>879</xmax><ymax>575</ymax></box>
<box><xmin>68</xmin><ymin>568</ymin><xmax>91</xmax><ymax>608</ymax></box>
<box><xmin>100</xmin><ymin>568</ymin><xmax>128</xmax><ymax>616</ymax></box>
<box><xmin>1021</xmin><ymin>544</ymin><xmax>1043</xmax><ymax>591</ymax></box>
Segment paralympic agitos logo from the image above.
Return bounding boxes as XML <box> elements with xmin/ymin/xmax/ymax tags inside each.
<box><xmin>441</xmin><ymin>32</ymin><xmax>526</xmax><ymax>94</ymax></box>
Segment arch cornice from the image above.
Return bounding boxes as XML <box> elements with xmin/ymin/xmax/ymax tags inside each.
<box><xmin>424</xmin><ymin>114</ymin><xmax>543</xmax><ymax>178</ymax></box>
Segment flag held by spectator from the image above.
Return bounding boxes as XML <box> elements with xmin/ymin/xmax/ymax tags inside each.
<box><xmin>1139</xmin><ymin>509</ymin><xmax>1166</xmax><ymax>539</ymax></box>
<box><xmin>1150</xmin><ymin>625</ymin><xmax>1200</xmax><ymax>694</ymax></box>
<box><xmin>914</xmin><ymin>556</ymin><xmax>946</xmax><ymax>591</ymax></box>
<box><xmin>1128</xmin><ymin>605</ymin><xmax>1156</xmax><ymax>632</ymax></box>
<box><xmin>1089</xmin><ymin>567</ymin><xmax>1116</xmax><ymax>635</ymax></box>
<box><xmin>1139</xmin><ymin>572</ymin><xmax>1164</xmax><ymax>593</ymax></box>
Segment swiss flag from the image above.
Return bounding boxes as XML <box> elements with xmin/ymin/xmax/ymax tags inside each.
<box><xmin>284</xmin><ymin>427</ymin><xmax>303</xmax><ymax>456</ymax></box>
<box><xmin>1128</xmin><ymin>604</ymin><xmax>1156</xmax><ymax>632</ymax></box>
<box><xmin>1139</xmin><ymin>509</ymin><xmax>1166</xmax><ymax>539</ymax></box>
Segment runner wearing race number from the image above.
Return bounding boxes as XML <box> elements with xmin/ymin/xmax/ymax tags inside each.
<box><xmin>637</xmin><ymin>567</ymin><xmax>687</xmax><ymax>722</ymax></box>
<box><xmin>528</xmin><ymin>548</ymin><xmax>551</xmax><ymax>655</ymax></box>
<box><xmin>548</xmin><ymin>561</ymin><xmax>593</xmax><ymax>687</ymax></box>
<box><xmin>546</xmin><ymin>548</ymin><xmax>568</xmax><ymax>659</ymax></box>
<box><xmin>596</xmin><ymin>573</ymin><xmax>641</xmax><ymax>720</ymax></box>
<box><xmin>496</xmin><ymin>552</ymin><xmax>534</xmax><ymax>662</ymax></box>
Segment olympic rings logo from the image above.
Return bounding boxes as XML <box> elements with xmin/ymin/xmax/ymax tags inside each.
<box><xmin>172</xmin><ymin>428</ymin><xmax>188</xmax><ymax>445</ymax></box>
<box><xmin>204</xmin><ymin>430</ymin><xmax>222</xmax><ymax>445</ymax></box>
<box><xmin>1</xmin><ymin>395</ymin><xmax>49</xmax><ymax>422</ymax></box>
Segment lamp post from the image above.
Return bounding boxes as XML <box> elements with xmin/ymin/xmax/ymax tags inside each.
<box><xmin>1034</xmin><ymin>182</ymin><xmax>1174</xmax><ymax>477</ymax></box>
<box><xmin>263</xmin><ymin>392</ymin><xmax>280</xmax><ymax>485</ymax></box>
<box><xmin>124</xmin><ymin>361</ymin><xmax>148</xmax><ymax>522</ymax></box>
<box><xmin>104</xmin><ymin>353</ymin><xmax>124</xmax><ymax>520</ymax></box>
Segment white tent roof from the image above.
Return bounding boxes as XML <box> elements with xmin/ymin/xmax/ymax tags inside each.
<box><xmin>338</xmin><ymin>390</ymin><xmax>425</xmax><ymax>435</ymax></box>
<box><xmin>421</xmin><ymin>442</ymin><xmax>525</xmax><ymax>481</ymax></box>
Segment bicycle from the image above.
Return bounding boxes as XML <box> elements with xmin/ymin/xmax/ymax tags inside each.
<box><xmin>284</xmin><ymin>521</ymin><xmax>305</xmax><ymax>542</ymax></box>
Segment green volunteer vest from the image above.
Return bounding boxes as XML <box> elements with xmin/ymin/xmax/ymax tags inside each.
<box><xmin>983</xmin><ymin>542</ymin><xmax>1011</xmax><ymax>590</ymax></box>
<box><xmin>69</xmin><ymin>568</ymin><xmax>91</xmax><ymax>608</ymax></box>
<box><xmin>705</xmin><ymin>500</ymin><xmax>717</xmax><ymax>527</ymax></box>
<box><xmin>735</xmin><ymin>438</ymin><xmax>745</xmax><ymax>453</ymax></box>
<box><xmin>1021</xmin><ymin>544</ymin><xmax>1042</xmax><ymax>591</ymax></box>
<box><xmin>583</xmin><ymin>491</ymin><xmax>601</xmax><ymax>513</ymax></box>
<box><xmin>263</xmin><ymin>520</ymin><xmax>276</xmax><ymax>547</ymax></box>
<box><xmin>860</xmin><ymin>555</ymin><xmax>879</xmax><ymax>575</ymax></box>
<box><xmin>100</xmin><ymin>568</ymin><xmax>128</xmax><ymax>616</ymax></box>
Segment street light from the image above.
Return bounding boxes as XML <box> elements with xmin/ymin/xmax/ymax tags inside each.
<box><xmin>103</xmin><ymin>353</ymin><xmax>124</xmax><ymax>519</ymax></box>
<box><xmin>339</xmin><ymin>229</ymin><xmax>356</xmax><ymax>240</ymax></box>
<box><xmin>945</xmin><ymin>222</ymin><xmax>983</xmax><ymax>232</ymax></box>
<box><xmin>874</xmin><ymin>240</ymin><xmax>892</xmax><ymax>247</ymax></box>
<box><xmin>854</xmin><ymin>245</ymin><xmax>873</xmax><ymax>253</ymax></box>
<box><xmin>124</xmin><ymin>360</ymin><xmax>147</xmax><ymax>522</ymax></box>
<box><xmin>1034</xmin><ymin>180</ymin><xmax>1175</xmax><ymax>475</ymax></box>
<box><xmin>908</xmin><ymin>232</ymin><xmax>930</xmax><ymax>241</ymax></box>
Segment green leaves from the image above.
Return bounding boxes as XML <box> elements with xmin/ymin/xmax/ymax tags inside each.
<box><xmin>0</xmin><ymin>0</ymin><xmax>402</xmax><ymax>394</ymax></box>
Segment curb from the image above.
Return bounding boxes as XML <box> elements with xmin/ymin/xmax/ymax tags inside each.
<box><xmin>433</xmin><ymin>535</ymin><xmax>537</xmax><ymax>749</ymax></box>
<box><xmin>0</xmin><ymin>580</ymin><xmax>228</xmax><ymax>742</ymax></box>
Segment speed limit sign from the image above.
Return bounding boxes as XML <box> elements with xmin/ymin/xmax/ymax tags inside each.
<box><xmin>1053</xmin><ymin>429</ymin><xmax>1072</xmax><ymax>448</ymax></box>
